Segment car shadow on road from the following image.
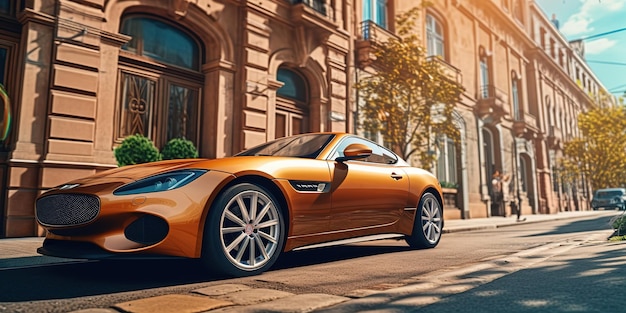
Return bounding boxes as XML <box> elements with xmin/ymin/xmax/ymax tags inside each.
<box><xmin>0</xmin><ymin>240</ymin><xmax>411</xmax><ymax>302</ymax></box>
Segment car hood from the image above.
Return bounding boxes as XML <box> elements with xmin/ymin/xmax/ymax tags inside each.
<box><xmin>87</xmin><ymin>159</ymin><xmax>206</xmax><ymax>180</ymax></box>
<box><xmin>57</xmin><ymin>156</ymin><xmax>327</xmax><ymax>192</ymax></box>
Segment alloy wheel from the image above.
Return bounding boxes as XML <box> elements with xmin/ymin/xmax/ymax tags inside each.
<box><xmin>219</xmin><ymin>189</ymin><xmax>281</xmax><ymax>271</ymax></box>
<box><xmin>420</xmin><ymin>194</ymin><xmax>442</xmax><ymax>244</ymax></box>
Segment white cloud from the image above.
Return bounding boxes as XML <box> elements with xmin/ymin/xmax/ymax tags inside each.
<box><xmin>584</xmin><ymin>38</ymin><xmax>616</xmax><ymax>55</ymax></box>
<box><xmin>559</xmin><ymin>0</ymin><xmax>624</xmax><ymax>37</ymax></box>
<box><xmin>560</xmin><ymin>15</ymin><xmax>593</xmax><ymax>37</ymax></box>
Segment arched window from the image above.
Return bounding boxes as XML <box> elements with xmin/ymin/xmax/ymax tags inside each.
<box><xmin>511</xmin><ymin>71</ymin><xmax>521</xmax><ymax>120</ymax></box>
<box><xmin>426</xmin><ymin>13</ymin><xmax>445</xmax><ymax>58</ymax></box>
<box><xmin>121</xmin><ymin>17</ymin><xmax>199</xmax><ymax>70</ymax></box>
<box><xmin>276</xmin><ymin>67</ymin><xmax>309</xmax><ymax>138</ymax></box>
<box><xmin>117</xmin><ymin>15</ymin><xmax>203</xmax><ymax>149</ymax></box>
<box><xmin>277</xmin><ymin>68</ymin><xmax>307</xmax><ymax>101</ymax></box>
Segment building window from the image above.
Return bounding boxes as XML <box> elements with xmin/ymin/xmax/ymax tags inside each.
<box><xmin>117</xmin><ymin>15</ymin><xmax>202</xmax><ymax>148</ymax></box>
<box><xmin>512</xmin><ymin>71</ymin><xmax>521</xmax><ymax>120</ymax></box>
<box><xmin>513</xmin><ymin>0</ymin><xmax>523</xmax><ymax>22</ymax></box>
<box><xmin>479</xmin><ymin>47</ymin><xmax>490</xmax><ymax>98</ymax></box>
<box><xmin>0</xmin><ymin>47</ymin><xmax>6</xmax><ymax>86</ymax></box>
<box><xmin>121</xmin><ymin>17</ymin><xmax>199</xmax><ymax>70</ymax></box>
<box><xmin>363</xmin><ymin>0</ymin><xmax>387</xmax><ymax>28</ymax></box>
<box><xmin>483</xmin><ymin>128</ymin><xmax>495</xmax><ymax>197</ymax></box>
<box><xmin>0</xmin><ymin>0</ymin><xmax>13</xmax><ymax>16</ymax></box>
<box><xmin>292</xmin><ymin>0</ymin><xmax>327</xmax><ymax>16</ymax></box>
<box><xmin>276</xmin><ymin>67</ymin><xmax>309</xmax><ymax>138</ymax></box>
<box><xmin>519</xmin><ymin>155</ymin><xmax>528</xmax><ymax>192</ymax></box>
<box><xmin>426</xmin><ymin>14</ymin><xmax>445</xmax><ymax>58</ymax></box>
<box><xmin>436</xmin><ymin>135</ymin><xmax>457</xmax><ymax>185</ymax></box>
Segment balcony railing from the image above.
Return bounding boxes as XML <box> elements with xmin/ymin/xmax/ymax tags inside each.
<box><xmin>547</xmin><ymin>125</ymin><xmax>562</xmax><ymax>149</ymax></box>
<box><xmin>292</xmin><ymin>0</ymin><xmax>331</xmax><ymax>19</ymax></box>
<box><xmin>426</xmin><ymin>56</ymin><xmax>462</xmax><ymax>84</ymax></box>
<box><xmin>290</xmin><ymin>0</ymin><xmax>337</xmax><ymax>43</ymax></box>
<box><xmin>475</xmin><ymin>84</ymin><xmax>507</xmax><ymax>122</ymax></box>
<box><xmin>360</xmin><ymin>20</ymin><xmax>396</xmax><ymax>42</ymax></box>
<box><xmin>356</xmin><ymin>20</ymin><xmax>398</xmax><ymax>68</ymax></box>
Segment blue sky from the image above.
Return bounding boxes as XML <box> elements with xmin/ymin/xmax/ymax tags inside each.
<box><xmin>535</xmin><ymin>0</ymin><xmax>626</xmax><ymax>96</ymax></box>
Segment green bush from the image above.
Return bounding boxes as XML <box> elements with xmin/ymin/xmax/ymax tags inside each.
<box><xmin>114</xmin><ymin>134</ymin><xmax>161</xmax><ymax>166</ymax></box>
<box><xmin>440</xmin><ymin>181</ymin><xmax>458</xmax><ymax>189</ymax></box>
<box><xmin>611</xmin><ymin>215</ymin><xmax>626</xmax><ymax>237</ymax></box>
<box><xmin>161</xmin><ymin>138</ymin><xmax>199</xmax><ymax>160</ymax></box>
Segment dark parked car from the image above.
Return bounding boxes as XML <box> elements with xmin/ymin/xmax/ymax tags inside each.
<box><xmin>591</xmin><ymin>188</ymin><xmax>626</xmax><ymax>210</ymax></box>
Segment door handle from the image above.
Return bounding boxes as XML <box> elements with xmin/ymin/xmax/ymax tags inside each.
<box><xmin>391</xmin><ymin>173</ymin><xmax>403</xmax><ymax>180</ymax></box>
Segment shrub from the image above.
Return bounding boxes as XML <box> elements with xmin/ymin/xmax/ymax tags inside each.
<box><xmin>611</xmin><ymin>214</ymin><xmax>626</xmax><ymax>237</ymax></box>
<box><xmin>114</xmin><ymin>134</ymin><xmax>161</xmax><ymax>166</ymax></box>
<box><xmin>161</xmin><ymin>138</ymin><xmax>199</xmax><ymax>160</ymax></box>
<box><xmin>440</xmin><ymin>181</ymin><xmax>458</xmax><ymax>189</ymax></box>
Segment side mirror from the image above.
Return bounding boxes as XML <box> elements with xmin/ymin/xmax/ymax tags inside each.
<box><xmin>336</xmin><ymin>143</ymin><xmax>372</xmax><ymax>163</ymax></box>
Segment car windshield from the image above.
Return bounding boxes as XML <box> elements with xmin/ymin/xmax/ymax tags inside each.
<box><xmin>236</xmin><ymin>134</ymin><xmax>335</xmax><ymax>158</ymax></box>
<box><xmin>596</xmin><ymin>190</ymin><xmax>624</xmax><ymax>198</ymax></box>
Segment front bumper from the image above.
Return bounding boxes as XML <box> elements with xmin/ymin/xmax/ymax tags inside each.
<box><xmin>37</xmin><ymin>239</ymin><xmax>185</xmax><ymax>260</ymax></box>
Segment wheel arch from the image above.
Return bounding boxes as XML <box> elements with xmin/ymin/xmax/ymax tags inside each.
<box><xmin>198</xmin><ymin>175</ymin><xmax>290</xmax><ymax>256</ymax></box>
<box><xmin>419</xmin><ymin>186</ymin><xmax>445</xmax><ymax>227</ymax></box>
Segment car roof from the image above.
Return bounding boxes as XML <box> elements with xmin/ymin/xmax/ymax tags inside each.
<box><xmin>595</xmin><ymin>188</ymin><xmax>626</xmax><ymax>192</ymax></box>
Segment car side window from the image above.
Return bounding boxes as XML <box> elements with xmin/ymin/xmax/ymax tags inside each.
<box><xmin>332</xmin><ymin>137</ymin><xmax>397</xmax><ymax>164</ymax></box>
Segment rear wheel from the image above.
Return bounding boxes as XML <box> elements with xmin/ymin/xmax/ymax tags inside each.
<box><xmin>202</xmin><ymin>183</ymin><xmax>285</xmax><ymax>277</ymax></box>
<box><xmin>406</xmin><ymin>192</ymin><xmax>443</xmax><ymax>249</ymax></box>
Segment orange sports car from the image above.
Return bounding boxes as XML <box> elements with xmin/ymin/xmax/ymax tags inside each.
<box><xmin>36</xmin><ymin>133</ymin><xmax>444</xmax><ymax>277</ymax></box>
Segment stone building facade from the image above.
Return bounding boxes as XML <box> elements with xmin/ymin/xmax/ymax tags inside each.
<box><xmin>0</xmin><ymin>0</ymin><xmax>353</xmax><ymax>237</ymax></box>
<box><xmin>0</xmin><ymin>0</ymin><xmax>611</xmax><ymax>237</ymax></box>
<box><xmin>355</xmin><ymin>0</ymin><xmax>611</xmax><ymax>220</ymax></box>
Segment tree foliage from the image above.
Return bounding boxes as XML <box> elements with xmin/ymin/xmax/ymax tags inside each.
<box><xmin>561</xmin><ymin>105</ymin><xmax>626</xmax><ymax>190</ymax></box>
<box><xmin>356</xmin><ymin>6</ymin><xmax>465</xmax><ymax>164</ymax></box>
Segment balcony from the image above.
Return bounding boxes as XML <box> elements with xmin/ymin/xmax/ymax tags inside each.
<box><xmin>512</xmin><ymin>114</ymin><xmax>539</xmax><ymax>139</ymax></box>
<box><xmin>547</xmin><ymin>125</ymin><xmax>563</xmax><ymax>149</ymax></box>
<box><xmin>290</xmin><ymin>0</ymin><xmax>337</xmax><ymax>36</ymax></box>
<box><xmin>475</xmin><ymin>85</ymin><xmax>508</xmax><ymax>123</ymax></box>
<box><xmin>355</xmin><ymin>20</ymin><xmax>399</xmax><ymax>69</ymax></box>
<box><xmin>426</xmin><ymin>56</ymin><xmax>462</xmax><ymax>84</ymax></box>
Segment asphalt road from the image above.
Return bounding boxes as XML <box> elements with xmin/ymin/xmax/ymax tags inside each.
<box><xmin>0</xmin><ymin>211</ymin><xmax>620</xmax><ymax>312</ymax></box>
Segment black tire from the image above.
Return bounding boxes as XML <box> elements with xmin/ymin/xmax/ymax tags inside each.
<box><xmin>406</xmin><ymin>192</ymin><xmax>443</xmax><ymax>249</ymax></box>
<box><xmin>201</xmin><ymin>183</ymin><xmax>285</xmax><ymax>277</ymax></box>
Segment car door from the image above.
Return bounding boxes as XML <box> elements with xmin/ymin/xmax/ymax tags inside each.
<box><xmin>327</xmin><ymin>137</ymin><xmax>410</xmax><ymax>232</ymax></box>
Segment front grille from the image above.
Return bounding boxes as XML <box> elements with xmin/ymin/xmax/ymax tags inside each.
<box><xmin>36</xmin><ymin>194</ymin><xmax>101</xmax><ymax>226</ymax></box>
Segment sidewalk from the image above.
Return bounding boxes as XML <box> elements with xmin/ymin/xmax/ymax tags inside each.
<box><xmin>443</xmin><ymin>209</ymin><xmax>616</xmax><ymax>233</ymax></box>
<box><xmin>0</xmin><ymin>210</ymin><xmax>619</xmax><ymax>313</ymax></box>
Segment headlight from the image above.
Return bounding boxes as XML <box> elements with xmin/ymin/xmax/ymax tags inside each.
<box><xmin>113</xmin><ymin>169</ymin><xmax>208</xmax><ymax>195</ymax></box>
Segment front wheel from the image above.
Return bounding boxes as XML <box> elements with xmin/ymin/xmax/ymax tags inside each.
<box><xmin>406</xmin><ymin>192</ymin><xmax>443</xmax><ymax>249</ymax></box>
<box><xmin>201</xmin><ymin>183</ymin><xmax>285</xmax><ymax>277</ymax></box>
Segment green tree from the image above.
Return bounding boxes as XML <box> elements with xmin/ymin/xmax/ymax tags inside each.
<box><xmin>356</xmin><ymin>6</ymin><xmax>465</xmax><ymax>165</ymax></box>
<box><xmin>562</xmin><ymin>105</ymin><xmax>626</xmax><ymax>190</ymax></box>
